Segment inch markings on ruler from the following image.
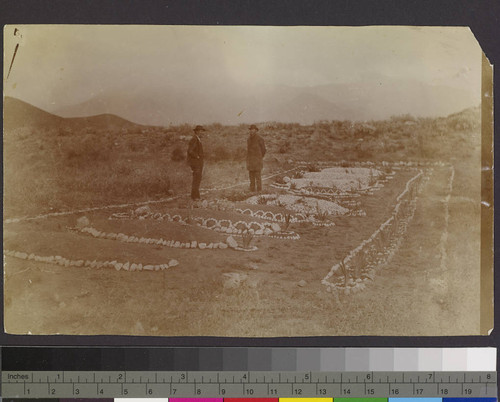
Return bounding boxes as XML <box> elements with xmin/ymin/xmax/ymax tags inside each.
<box><xmin>1</xmin><ymin>371</ymin><xmax>497</xmax><ymax>399</ymax></box>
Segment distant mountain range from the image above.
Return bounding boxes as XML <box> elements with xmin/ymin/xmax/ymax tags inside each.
<box><xmin>3</xmin><ymin>96</ymin><xmax>144</xmax><ymax>132</ymax></box>
<box><xmin>4</xmin><ymin>79</ymin><xmax>479</xmax><ymax>132</ymax></box>
<box><xmin>50</xmin><ymin>78</ymin><xmax>478</xmax><ymax>125</ymax></box>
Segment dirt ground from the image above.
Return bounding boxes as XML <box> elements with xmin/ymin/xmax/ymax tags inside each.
<box><xmin>3</xmin><ymin>163</ymin><xmax>481</xmax><ymax>336</ymax></box>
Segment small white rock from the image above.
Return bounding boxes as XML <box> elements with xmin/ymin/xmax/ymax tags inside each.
<box><xmin>226</xmin><ymin>236</ymin><xmax>238</xmax><ymax>248</ymax></box>
<box><xmin>271</xmin><ymin>223</ymin><xmax>281</xmax><ymax>232</ymax></box>
<box><xmin>76</xmin><ymin>216</ymin><xmax>90</xmax><ymax>228</ymax></box>
<box><xmin>168</xmin><ymin>259</ymin><xmax>179</xmax><ymax>267</ymax></box>
<box><xmin>199</xmin><ymin>243</ymin><xmax>207</xmax><ymax>249</ymax></box>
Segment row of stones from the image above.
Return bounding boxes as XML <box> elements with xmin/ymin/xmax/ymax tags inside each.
<box><xmin>3</xmin><ymin>249</ymin><xmax>179</xmax><ymax>271</ymax></box>
<box><xmin>295</xmin><ymin>160</ymin><xmax>450</xmax><ymax>168</ymax></box>
<box><xmin>235</xmin><ymin>208</ymin><xmax>335</xmax><ymax>227</ymax></box>
<box><xmin>111</xmin><ymin>210</ymin><xmax>301</xmax><ymax>240</ymax></box>
<box><xmin>321</xmin><ymin>170</ymin><xmax>425</xmax><ymax>294</ymax></box>
<box><xmin>78</xmin><ymin>226</ymin><xmax>231</xmax><ymax>250</ymax></box>
<box><xmin>326</xmin><ymin>203</ymin><xmax>416</xmax><ymax>296</ymax></box>
<box><xmin>438</xmin><ymin>166</ymin><xmax>455</xmax><ymax>272</ymax></box>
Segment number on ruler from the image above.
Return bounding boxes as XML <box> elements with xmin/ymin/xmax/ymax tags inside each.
<box><xmin>318</xmin><ymin>388</ymin><xmax>327</xmax><ymax>395</ymax></box>
<box><xmin>294</xmin><ymin>388</ymin><xmax>302</xmax><ymax>395</ymax></box>
<box><xmin>245</xmin><ymin>388</ymin><xmax>254</xmax><ymax>395</ymax></box>
<box><xmin>391</xmin><ymin>388</ymin><xmax>400</xmax><ymax>395</ymax></box>
<box><xmin>269</xmin><ymin>388</ymin><xmax>278</xmax><ymax>395</ymax></box>
<box><xmin>415</xmin><ymin>388</ymin><xmax>423</xmax><ymax>395</ymax></box>
<box><xmin>464</xmin><ymin>388</ymin><xmax>472</xmax><ymax>395</ymax></box>
<box><xmin>440</xmin><ymin>388</ymin><xmax>449</xmax><ymax>395</ymax></box>
<box><xmin>366</xmin><ymin>388</ymin><xmax>375</xmax><ymax>395</ymax></box>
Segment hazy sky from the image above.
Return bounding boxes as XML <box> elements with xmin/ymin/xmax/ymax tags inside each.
<box><xmin>4</xmin><ymin>25</ymin><xmax>482</xmax><ymax>113</ymax></box>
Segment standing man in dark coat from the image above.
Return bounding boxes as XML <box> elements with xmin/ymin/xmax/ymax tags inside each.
<box><xmin>187</xmin><ymin>125</ymin><xmax>206</xmax><ymax>200</ymax></box>
<box><xmin>246</xmin><ymin>124</ymin><xmax>266</xmax><ymax>192</ymax></box>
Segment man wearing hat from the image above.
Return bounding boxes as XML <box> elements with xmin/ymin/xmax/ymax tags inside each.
<box><xmin>187</xmin><ymin>125</ymin><xmax>206</xmax><ymax>200</ymax></box>
<box><xmin>246</xmin><ymin>124</ymin><xmax>266</xmax><ymax>192</ymax></box>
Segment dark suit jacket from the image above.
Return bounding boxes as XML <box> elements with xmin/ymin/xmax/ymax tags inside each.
<box><xmin>246</xmin><ymin>132</ymin><xmax>266</xmax><ymax>171</ymax></box>
<box><xmin>187</xmin><ymin>135</ymin><xmax>204</xmax><ymax>170</ymax></box>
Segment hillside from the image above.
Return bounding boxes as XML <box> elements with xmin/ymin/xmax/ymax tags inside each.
<box><xmin>3</xmin><ymin>97</ymin><xmax>145</xmax><ymax>132</ymax></box>
<box><xmin>3</xmin><ymin>96</ymin><xmax>64</xmax><ymax>131</ymax></box>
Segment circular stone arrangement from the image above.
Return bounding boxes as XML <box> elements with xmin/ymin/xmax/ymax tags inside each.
<box><xmin>3</xmin><ymin>249</ymin><xmax>179</xmax><ymax>271</ymax></box>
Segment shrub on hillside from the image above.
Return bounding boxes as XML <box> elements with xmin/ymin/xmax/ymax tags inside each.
<box><xmin>279</xmin><ymin>140</ymin><xmax>291</xmax><ymax>154</ymax></box>
<box><xmin>171</xmin><ymin>146</ymin><xmax>185</xmax><ymax>161</ymax></box>
<box><xmin>62</xmin><ymin>135</ymin><xmax>110</xmax><ymax>167</ymax></box>
<box><xmin>306</xmin><ymin>163</ymin><xmax>320</xmax><ymax>172</ymax></box>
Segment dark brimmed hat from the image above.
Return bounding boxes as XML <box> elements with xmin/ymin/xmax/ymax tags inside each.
<box><xmin>194</xmin><ymin>125</ymin><xmax>206</xmax><ymax>132</ymax></box>
<box><xmin>249</xmin><ymin>124</ymin><xmax>259</xmax><ymax>131</ymax></box>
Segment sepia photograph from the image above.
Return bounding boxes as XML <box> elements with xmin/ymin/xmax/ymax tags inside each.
<box><xmin>3</xmin><ymin>25</ymin><xmax>492</xmax><ymax>336</ymax></box>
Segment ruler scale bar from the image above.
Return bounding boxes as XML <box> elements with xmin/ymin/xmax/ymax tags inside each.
<box><xmin>1</xmin><ymin>371</ymin><xmax>496</xmax><ymax>398</ymax></box>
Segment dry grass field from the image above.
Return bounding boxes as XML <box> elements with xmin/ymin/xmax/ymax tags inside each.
<box><xmin>3</xmin><ymin>99</ymin><xmax>483</xmax><ymax>336</ymax></box>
